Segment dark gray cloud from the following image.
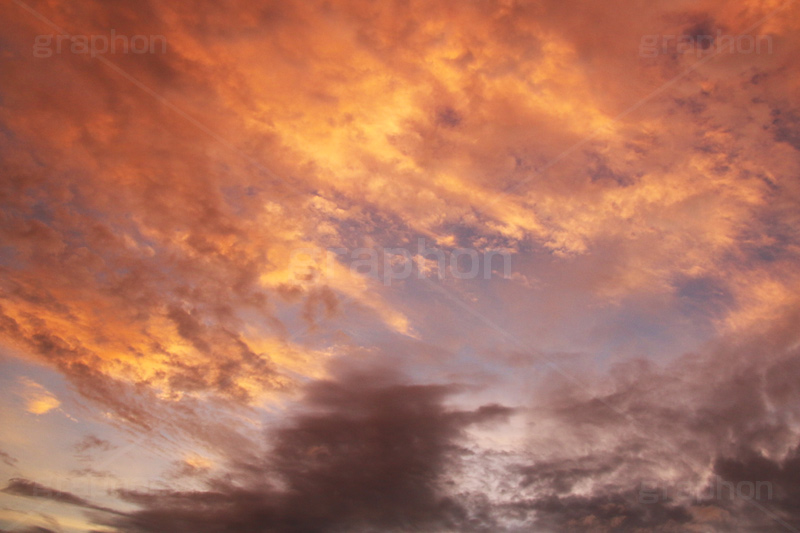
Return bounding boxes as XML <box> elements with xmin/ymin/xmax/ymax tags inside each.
<box><xmin>707</xmin><ymin>444</ymin><xmax>800</xmax><ymax>530</ymax></box>
<box><xmin>1</xmin><ymin>478</ymin><xmax>122</xmax><ymax>516</ymax></box>
<box><xmin>3</xmin><ymin>478</ymin><xmax>93</xmax><ymax>508</ymax></box>
<box><xmin>503</xmin><ymin>491</ymin><xmax>693</xmax><ymax>532</ymax></box>
<box><xmin>0</xmin><ymin>528</ymin><xmax>57</xmax><ymax>533</ymax></box>
<box><xmin>102</xmin><ymin>370</ymin><xmax>512</xmax><ymax>533</ymax></box>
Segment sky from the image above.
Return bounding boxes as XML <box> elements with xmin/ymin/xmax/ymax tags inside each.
<box><xmin>1</xmin><ymin>0</ymin><xmax>800</xmax><ymax>531</ymax></box>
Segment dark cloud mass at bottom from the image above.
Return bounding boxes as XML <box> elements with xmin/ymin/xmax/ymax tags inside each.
<box><xmin>97</xmin><ymin>372</ymin><xmax>513</xmax><ymax>533</ymax></box>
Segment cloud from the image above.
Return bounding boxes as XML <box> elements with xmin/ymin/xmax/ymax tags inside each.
<box><xmin>16</xmin><ymin>377</ymin><xmax>60</xmax><ymax>415</ymax></box>
<box><xmin>1</xmin><ymin>0</ymin><xmax>799</xmax><ymax>418</ymax></box>
<box><xmin>505</xmin><ymin>491</ymin><xmax>693</xmax><ymax>532</ymax></box>
<box><xmin>1</xmin><ymin>0</ymin><xmax>800</xmax><ymax>531</ymax></box>
<box><xmin>166</xmin><ymin>455</ymin><xmax>213</xmax><ymax>479</ymax></box>
<box><xmin>0</xmin><ymin>528</ymin><xmax>58</xmax><ymax>533</ymax></box>
<box><xmin>74</xmin><ymin>435</ymin><xmax>116</xmax><ymax>455</ymax></box>
<box><xmin>2</xmin><ymin>479</ymin><xmax>93</xmax><ymax>508</ymax></box>
<box><xmin>72</xmin><ymin>435</ymin><xmax>118</xmax><ymax>467</ymax></box>
<box><xmin>1</xmin><ymin>478</ymin><xmax>122</xmax><ymax>516</ymax></box>
<box><xmin>476</xmin><ymin>302</ymin><xmax>800</xmax><ymax>530</ymax></box>
<box><xmin>708</xmin><ymin>444</ymin><xmax>800</xmax><ymax>529</ymax></box>
<box><xmin>100</xmin><ymin>369</ymin><xmax>512</xmax><ymax>532</ymax></box>
<box><xmin>0</xmin><ymin>450</ymin><xmax>18</xmax><ymax>467</ymax></box>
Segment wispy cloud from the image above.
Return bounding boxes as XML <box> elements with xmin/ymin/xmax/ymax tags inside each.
<box><xmin>16</xmin><ymin>377</ymin><xmax>60</xmax><ymax>415</ymax></box>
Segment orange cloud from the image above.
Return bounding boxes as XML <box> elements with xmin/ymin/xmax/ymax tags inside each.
<box><xmin>17</xmin><ymin>377</ymin><xmax>60</xmax><ymax>415</ymax></box>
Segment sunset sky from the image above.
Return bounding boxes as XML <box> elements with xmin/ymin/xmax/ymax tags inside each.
<box><xmin>1</xmin><ymin>0</ymin><xmax>800</xmax><ymax>531</ymax></box>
